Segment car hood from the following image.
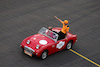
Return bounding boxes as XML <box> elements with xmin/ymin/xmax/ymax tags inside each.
<box><xmin>24</xmin><ymin>34</ymin><xmax>55</xmax><ymax>49</ymax></box>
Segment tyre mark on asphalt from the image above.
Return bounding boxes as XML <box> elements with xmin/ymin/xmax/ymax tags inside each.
<box><xmin>69</xmin><ymin>49</ymin><xmax>100</xmax><ymax>67</ymax></box>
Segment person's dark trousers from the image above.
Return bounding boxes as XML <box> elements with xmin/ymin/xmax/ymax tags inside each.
<box><xmin>58</xmin><ymin>31</ymin><xmax>66</xmax><ymax>40</ymax></box>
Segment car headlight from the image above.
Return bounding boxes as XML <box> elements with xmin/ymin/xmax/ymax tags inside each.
<box><xmin>27</xmin><ymin>40</ymin><xmax>30</xmax><ymax>44</ymax></box>
<box><xmin>36</xmin><ymin>45</ymin><xmax>39</xmax><ymax>49</ymax></box>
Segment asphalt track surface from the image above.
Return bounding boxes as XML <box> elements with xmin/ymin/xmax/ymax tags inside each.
<box><xmin>0</xmin><ymin>0</ymin><xmax>100</xmax><ymax>67</ymax></box>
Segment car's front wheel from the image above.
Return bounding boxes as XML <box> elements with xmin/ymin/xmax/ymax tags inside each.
<box><xmin>66</xmin><ymin>41</ymin><xmax>72</xmax><ymax>49</ymax></box>
<box><xmin>40</xmin><ymin>50</ymin><xmax>48</xmax><ymax>60</ymax></box>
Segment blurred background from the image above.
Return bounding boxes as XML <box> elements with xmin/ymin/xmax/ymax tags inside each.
<box><xmin>0</xmin><ymin>0</ymin><xmax>100</xmax><ymax>67</ymax></box>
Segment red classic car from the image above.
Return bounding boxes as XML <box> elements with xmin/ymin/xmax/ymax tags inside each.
<box><xmin>20</xmin><ymin>27</ymin><xmax>77</xmax><ymax>59</ymax></box>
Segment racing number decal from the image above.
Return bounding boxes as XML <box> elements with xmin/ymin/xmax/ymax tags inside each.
<box><xmin>56</xmin><ymin>41</ymin><xmax>65</xmax><ymax>49</ymax></box>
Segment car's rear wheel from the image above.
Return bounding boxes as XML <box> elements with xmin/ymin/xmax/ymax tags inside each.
<box><xmin>40</xmin><ymin>50</ymin><xmax>48</xmax><ymax>60</ymax></box>
<box><xmin>66</xmin><ymin>41</ymin><xmax>72</xmax><ymax>49</ymax></box>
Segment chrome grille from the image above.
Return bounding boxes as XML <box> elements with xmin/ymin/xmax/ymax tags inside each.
<box><xmin>24</xmin><ymin>46</ymin><xmax>35</xmax><ymax>53</ymax></box>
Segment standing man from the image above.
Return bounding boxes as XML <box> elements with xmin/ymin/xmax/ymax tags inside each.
<box><xmin>55</xmin><ymin>16</ymin><xmax>69</xmax><ymax>40</ymax></box>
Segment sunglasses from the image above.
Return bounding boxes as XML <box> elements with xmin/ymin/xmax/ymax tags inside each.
<box><xmin>65</xmin><ymin>23</ymin><xmax>68</xmax><ymax>25</ymax></box>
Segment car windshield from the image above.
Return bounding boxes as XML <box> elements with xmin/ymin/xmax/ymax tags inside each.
<box><xmin>38</xmin><ymin>27</ymin><xmax>58</xmax><ymax>42</ymax></box>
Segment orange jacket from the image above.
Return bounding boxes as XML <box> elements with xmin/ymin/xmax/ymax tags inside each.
<box><xmin>61</xmin><ymin>21</ymin><xmax>69</xmax><ymax>34</ymax></box>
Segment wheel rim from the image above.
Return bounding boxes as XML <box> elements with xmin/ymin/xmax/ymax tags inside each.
<box><xmin>42</xmin><ymin>52</ymin><xmax>47</xmax><ymax>59</ymax></box>
<box><xmin>67</xmin><ymin>42</ymin><xmax>72</xmax><ymax>49</ymax></box>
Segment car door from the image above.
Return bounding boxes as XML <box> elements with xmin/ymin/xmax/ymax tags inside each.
<box><xmin>48</xmin><ymin>39</ymin><xmax>67</xmax><ymax>55</ymax></box>
<box><xmin>52</xmin><ymin>39</ymin><xmax>66</xmax><ymax>52</ymax></box>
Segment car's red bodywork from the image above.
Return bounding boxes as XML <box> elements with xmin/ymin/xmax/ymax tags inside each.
<box><xmin>20</xmin><ymin>27</ymin><xmax>77</xmax><ymax>58</ymax></box>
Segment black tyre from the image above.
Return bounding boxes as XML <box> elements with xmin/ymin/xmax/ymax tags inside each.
<box><xmin>66</xmin><ymin>41</ymin><xmax>72</xmax><ymax>49</ymax></box>
<box><xmin>40</xmin><ymin>50</ymin><xmax>48</xmax><ymax>60</ymax></box>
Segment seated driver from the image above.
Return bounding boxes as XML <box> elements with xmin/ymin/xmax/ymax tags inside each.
<box><xmin>48</xmin><ymin>26</ymin><xmax>58</xmax><ymax>34</ymax></box>
<box><xmin>55</xmin><ymin>16</ymin><xmax>69</xmax><ymax>40</ymax></box>
<box><xmin>48</xmin><ymin>26</ymin><xmax>52</xmax><ymax>31</ymax></box>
